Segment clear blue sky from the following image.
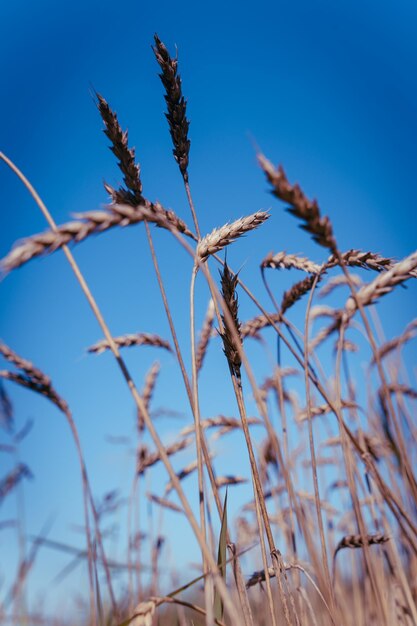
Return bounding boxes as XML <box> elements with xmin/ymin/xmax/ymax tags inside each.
<box><xmin>1</xmin><ymin>0</ymin><xmax>417</xmax><ymax>613</ymax></box>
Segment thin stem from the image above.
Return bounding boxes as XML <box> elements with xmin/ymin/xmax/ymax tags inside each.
<box><xmin>333</xmin><ymin>323</ymin><xmax>388</xmax><ymax>623</ymax></box>
<box><xmin>302</xmin><ymin>273</ymin><xmax>336</xmax><ymax>613</ymax></box>
<box><xmin>184</xmin><ymin>178</ymin><xmax>201</xmax><ymax>240</ymax></box>
<box><xmin>0</xmin><ymin>153</ymin><xmax>101</xmax><ymax>622</ymax></box>
<box><xmin>251</xmin><ymin>476</ymin><xmax>279</xmax><ymax>626</ymax></box>
<box><xmin>189</xmin><ymin>263</ymin><xmax>209</xmax><ymax>617</ymax></box>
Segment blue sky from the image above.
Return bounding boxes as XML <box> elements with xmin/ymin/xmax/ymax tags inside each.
<box><xmin>1</xmin><ymin>0</ymin><xmax>417</xmax><ymax>613</ymax></box>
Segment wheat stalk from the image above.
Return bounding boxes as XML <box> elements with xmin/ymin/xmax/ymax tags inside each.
<box><xmin>215</xmin><ymin>476</ymin><xmax>248</xmax><ymax>488</ymax></box>
<box><xmin>295</xmin><ymin>400</ymin><xmax>357</xmax><ymax>423</ymax></box>
<box><xmin>180</xmin><ymin>415</ymin><xmax>262</xmax><ymax>436</ymax></box>
<box><xmin>0</xmin><ymin>342</ymin><xmax>50</xmax><ymax>384</ymax></box>
<box><xmin>0</xmin><ymin>382</ymin><xmax>13</xmax><ymax>430</ymax></box>
<box><xmin>137</xmin><ymin>436</ymin><xmax>193</xmax><ymax>475</ymax></box>
<box><xmin>0</xmin><ymin>371</ymin><xmax>69</xmax><ymax>416</ymax></box>
<box><xmin>137</xmin><ymin>362</ymin><xmax>160</xmax><ymax>432</ymax></box>
<box><xmin>96</xmin><ymin>93</ymin><xmax>143</xmax><ymax>203</ymax></box>
<box><xmin>164</xmin><ymin>459</ymin><xmax>200</xmax><ymax>494</ymax></box>
<box><xmin>258</xmin><ymin>153</ymin><xmax>334</xmax><ymax>248</ymax></box>
<box><xmin>281</xmin><ymin>274</ymin><xmax>320</xmax><ymax>315</ymax></box>
<box><xmin>372</xmin><ymin>319</ymin><xmax>417</xmax><ymax>363</ymax></box>
<box><xmin>326</xmin><ymin>249</ymin><xmax>401</xmax><ymax>273</ymax></box>
<box><xmin>197</xmin><ymin>211</ymin><xmax>269</xmax><ymax>262</ymax></box>
<box><xmin>218</xmin><ymin>261</ymin><xmax>242</xmax><ymax>380</ymax></box>
<box><xmin>319</xmin><ymin>273</ymin><xmax>362</xmax><ymax>297</ymax></box>
<box><xmin>146</xmin><ymin>493</ymin><xmax>183</xmax><ymax>514</ymax></box>
<box><xmin>261</xmin><ymin>368</ymin><xmax>299</xmax><ymax>386</ymax></box>
<box><xmin>131</xmin><ymin>599</ymin><xmax>157</xmax><ymax>626</ymax></box>
<box><xmin>334</xmin><ymin>533</ymin><xmax>389</xmax><ymax>556</ymax></box>
<box><xmin>240</xmin><ymin>312</ymin><xmax>282</xmax><ymax>338</ymax></box>
<box><xmin>88</xmin><ymin>333</ymin><xmax>172</xmax><ymax>355</ymax></box>
<box><xmin>333</xmin><ymin>339</ymin><xmax>358</xmax><ymax>352</ymax></box>
<box><xmin>309</xmin><ymin>305</ymin><xmax>338</xmax><ymax>320</ymax></box>
<box><xmin>1</xmin><ymin>203</ymin><xmax>194</xmax><ymax>274</ymax></box>
<box><xmin>0</xmin><ymin>341</ymin><xmax>69</xmax><ymax>415</ymax></box>
<box><xmin>262</xmin><ymin>249</ymin><xmax>406</xmax><ymax>276</ymax></box>
<box><xmin>262</xmin><ymin>251</ymin><xmax>322</xmax><ymax>274</ymax></box>
<box><xmin>345</xmin><ymin>250</ymin><xmax>417</xmax><ymax>315</ymax></box>
<box><xmin>153</xmin><ymin>34</ymin><xmax>191</xmax><ymax>181</ymax></box>
<box><xmin>308</xmin><ymin>315</ymin><xmax>344</xmax><ymax>352</ymax></box>
<box><xmin>386</xmin><ymin>383</ymin><xmax>417</xmax><ymax>399</ymax></box>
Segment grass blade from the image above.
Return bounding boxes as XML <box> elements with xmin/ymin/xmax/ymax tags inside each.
<box><xmin>214</xmin><ymin>490</ymin><xmax>228</xmax><ymax>622</ymax></box>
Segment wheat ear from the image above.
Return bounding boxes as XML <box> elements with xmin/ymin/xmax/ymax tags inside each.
<box><xmin>334</xmin><ymin>533</ymin><xmax>389</xmax><ymax>556</ymax></box>
<box><xmin>262</xmin><ymin>251</ymin><xmax>322</xmax><ymax>274</ymax></box>
<box><xmin>240</xmin><ymin>312</ymin><xmax>282</xmax><ymax>338</ymax></box>
<box><xmin>96</xmin><ymin>92</ymin><xmax>143</xmax><ymax>203</ymax></box>
<box><xmin>372</xmin><ymin>319</ymin><xmax>417</xmax><ymax>363</ymax></box>
<box><xmin>197</xmin><ymin>211</ymin><xmax>269</xmax><ymax>262</ymax></box>
<box><xmin>0</xmin><ymin>341</ymin><xmax>69</xmax><ymax>415</ymax></box>
<box><xmin>1</xmin><ymin>203</ymin><xmax>194</xmax><ymax>273</ymax></box>
<box><xmin>88</xmin><ymin>333</ymin><xmax>172</xmax><ymax>355</ymax></box>
<box><xmin>281</xmin><ymin>275</ymin><xmax>321</xmax><ymax>315</ymax></box>
<box><xmin>219</xmin><ymin>262</ymin><xmax>242</xmax><ymax>380</ymax></box>
<box><xmin>137</xmin><ymin>436</ymin><xmax>193</xmax><ymax>475</ymax></box>
<box><xmin>0</xmin><ymin>464</ymin><xmax>33</xmax><ymax>502</ymax></box>
<box><xmin>137</xmin><ymin>362</ymin><xmax>160</xmax><ymax>432</ymax></box>
<box><xmin>153</xmin><ymin>34</ymin><xmax>191</xmax><ymax>181</ymax></box>
<box><xmin>258</xmin><ymin>153</ymin><xmax>334</xmax><ymax>248</ymax></box>
<box><xmin>345</xmin><ymin>250</ymin><xmax>417</xmax><ymax>316</ymax></box>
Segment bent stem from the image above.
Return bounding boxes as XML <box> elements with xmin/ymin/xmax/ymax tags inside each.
<box><xmin>0</xmin><ymin>152</ymin><xmax>102</xmax><ymax>624</ymax></box>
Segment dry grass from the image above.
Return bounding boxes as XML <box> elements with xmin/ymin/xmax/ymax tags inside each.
<box><xmin>1</xmin><ymin>33</ymin><xmax>417</xmax><ymax>626</ymax></box>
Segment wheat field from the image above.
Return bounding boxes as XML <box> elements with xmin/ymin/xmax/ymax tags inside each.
<box><xmin>1</xmin><ymin>31</ymin><xmax>417</xmax><ymax>626</ymax></box>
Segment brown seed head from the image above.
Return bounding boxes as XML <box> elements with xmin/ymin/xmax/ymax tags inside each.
<box><xmin>1</xmin><ymin>202</ymin><xmax>195</xmax><ymax>274</ymax></box>
<box><xmin>197</xmin><ymin>211</ymin><xmax>269</xmax><ymax>262</ymax></box>
<box><xmin>281</xmin><ymin>274</ymin><xmax>320</xmax><ymax>315</ymax></box>
<box><xmin>96</xmin><ymin>93</ymin><xmax>143</xmax><ymax>204</ymax></box>
<box><xmin>153</xmin><ymin>34</ymin><xmax>190</xmax><ymax>179</ymax></box>
<box><xmin>334</xmin><ymin>533</ymin><xmax>389</xmax><ymax>556</ymax></box>
<box><xmin>88</xmin><ymin>333</ymin><xmax>172</xmax><ymax>355</ymax></box>
<box><xmin>345</xmin><ymin>250</ymin><xmax>417</xmax><ymax>316</ymax></box>
<box><xmin>258</xmin><ymin>153</ymin><xmax>334</xmax><ymax>249</ymax></box>
<box><xmin>219</xmin><ymin>262</ymin><xmax>242</xmax><ymax>380</ymax></box>
<box><xmin>262</xmin><ymin>251</ymin><xmax>322</xmax><ymax>274</ymax></box>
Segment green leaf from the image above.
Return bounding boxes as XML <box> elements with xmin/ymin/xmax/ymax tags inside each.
<box><xmin>213</xmin><ymin>490</ymin><xmax>228</xmax><ymax>622</ymax></box>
